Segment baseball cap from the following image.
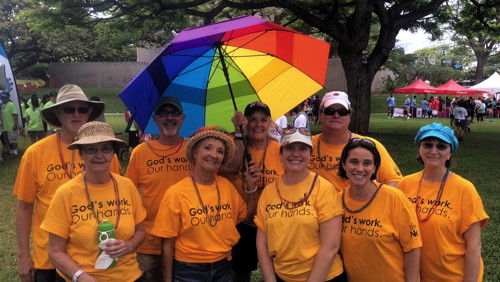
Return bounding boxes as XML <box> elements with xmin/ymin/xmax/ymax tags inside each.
<box><xmin>244</xmin><ymin>101</ymin><xmax>271</xmax><ymax>117</ymax></box>
<box><xmin>281</xmin><ymin>127</ymin><xmax>312</xmax><ymax>147</ymax></box>
<box><xmin>320</xmin><ymin>91</ymin><xmax>351</xmax><ymax>109</ymax></box>
<box><xmin>154</xmin><ymin>96</ymin><xmax>183</xmax><ymax>114</ymax></box>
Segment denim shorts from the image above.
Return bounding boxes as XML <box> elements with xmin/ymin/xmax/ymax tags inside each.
<box><xmin>173</xmin><ymin>259</ymin><xmax>232</xmax><ymax>282</ymax></box>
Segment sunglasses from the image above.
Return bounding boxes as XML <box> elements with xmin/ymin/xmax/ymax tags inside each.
<box><xmin>248</xmin><ymin>101</ymin><xmax>269</xmax><ymax>109</ymax></box>
<box><xmin>81</xmin><ymin>145</ymin><xmax>115</xmax><ymax>155</ymax></box>
<box><xmin>351</xmin><ymin>138</ymin><xmax>376</xmax><ymax>148</ymax></box>
<box><xmin>421</xmin><ymin>142</ymin><xmax>450</xmax><ymax>151</ymax></box>
<box><xmin>322</xmin><ymin>108</ymin><xmax>350</xmax><ymax>116</ymax></box>
<box><xmin>156</xmin><ymin>110</ymin><xmax>182</xmax><ymax>118</ymax></box>
<box><xmin>62</xmin><ymin>106</ymin><xmax>90</xmax><ymax>115</ymax></box>
<box><xmin>282</xmin><ymin>127</ymin><xmax>312</xmax><ymax>136</ymax></box>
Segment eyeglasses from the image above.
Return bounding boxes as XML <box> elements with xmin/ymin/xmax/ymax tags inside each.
<box><xmin>420</xmin><ymin>142</ymin><xmax>450</xmax><ymax>151</ymax></box>
<box><xmin>156</xmin><ymin>110</ymin><xmax>182</xmax><ymax>118</ymax></box>
<box><xmin>322</xmin><ymin>108</ymin><xmax>350</xmax><ymax>116</ymax></box>
<box><xmin>282</xmin><ymin>127</ymin><xmax>312</xmax><ymax>136</ymax></box>
<box><xmin>248</xmin><ymin>101</ymin><xmax>269</xmax><ymax>109</ymax></box>
<box><xmin>81</xmin><ymin>145</ymin><xmax>115</xmax><ymax>154</ymax></box>
<box><xmin>351</xmin><ymin>138</ymin><xmax>376</xmax><ymax>148</ymax></box>
<box><xmin>62</xmin><ymin>106</ymin><xmax>90</xmax><ymax>115</ymax></box>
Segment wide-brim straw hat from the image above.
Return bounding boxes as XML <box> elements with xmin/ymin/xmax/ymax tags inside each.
<box><xmin>41</xmin><ymin>84</ymin><xmax>105</xmax><ymax>127</ymax></box>
<box><xmin>185</xmin><ymin>127</ymin><xmax>235</xmax><ymax>167</ymax></box>
<box><xmin>68</xmin><ymin>121</ymin><xmax>127</xmax><ymax>150</ymax></box>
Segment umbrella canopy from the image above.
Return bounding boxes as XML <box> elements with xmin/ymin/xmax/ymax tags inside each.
<box><xmin>394</xmin><ymin>79</ymin><xmax>439</xmax><ymax>94</ymax></box>
<box><xmin>119</xmin><ymin>16</ymin><xmax>330</xmax><ymax>137</ymax></box>
<box><xmin>435</xmin><ymin>79</ymin><xmax>479</xmax><ymax>95</ymax></box>
<box><xmin>470</xmin><ymin>72</ymin><xmax>500</xmax><ymax>94</ymax></box>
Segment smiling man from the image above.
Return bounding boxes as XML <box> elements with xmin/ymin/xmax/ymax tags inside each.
<box><xmin>125</xmin><ymin>96</ymin><xmax>192</xmax><ymax>281</ymax></box>
<box><xmin>310</xmin><ymin>91</ymin><xmax>402</xmax><ymax>192</ymax></box>
<box><xmin>13</xmin><ymin>85</ymin><xmax>122</xmax><ymax>282</ymax></box>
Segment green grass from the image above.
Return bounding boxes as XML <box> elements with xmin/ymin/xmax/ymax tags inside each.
<box><xmin>1</xmin><ymin>91</ymin><xmax>499</xmax><ymax>280</ymax></box>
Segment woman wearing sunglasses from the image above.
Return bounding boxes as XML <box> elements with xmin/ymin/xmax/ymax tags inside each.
<box><xmin>398</xmin><ymin>123</ymin><xmax>489</xmax><ymax>281</ymax></box>
<box><xmin>255</xmin><ymin>127</ymin><xmax>345</xmax><ymax>282</ymax></box>
<box><xmin>338</xmin><ymin>138</ymin><xmax>421</xmax><ymax>281</ymax></box>
<box><xmin>41</xmin><ymin>122</ymin><xmax>146</xmax><ymax>281</ymax></box>
<box><xmin>225</xmin><ymin>101</ymin><xmax>285</xmax><ymax>282</ymax></box>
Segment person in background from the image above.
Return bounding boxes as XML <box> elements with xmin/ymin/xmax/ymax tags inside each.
<box><xmin>1</xmin><ymin>92</ymin><xmax>18</xmax><ymax>157</ymax></box>
<box><xmin>124</xmin><ymin>108</ymin><xmax>141</xmax><ymax>154</ymax></box>
<box><xmin>421</xmin><ymin>97</ymin><xmax>429</xmax><ymax>119</ymax></box>
<box><xmin>90</xmin><ymin>96</ymin><xmax>106</xmax><ymax>122</ymax></box>
<box><xmin>404</xmin><ymin>95</ymin><xmax>411</xmax><ymax>118</ymax></box>
<box><xmin>398</xmin><ymin>123</ymin><xmax>489</xmax><ymax>281</ymax></box>
<box><xmin>310</xmin><ymin>91</ymin><xmax>402</xmax><ymax>193</ymax></box>
<box><xmin>126</xmin><ymin>96</ymin><xmax>191</xmax><ymax>281</ymax></box>
<box><xmin>430</xmin><ymin>96</ymin><xmax>440</xmax><ymax>119</ymax></box>
<box><xmin>452</xmin><ymin>101</ymin><xmax>468</xmax><ymax>141</ymax></box>
<box><xmin>271</xmin><ymin>115</ymin><xmax>288</xmax><ymax>142</ymax></box>
<box><xmin>292</xmin><ymin>102</ymin><xmax>309</xmax><ymax>129</ymax></box>
<box><xmin>311</xmin><ymin>95</ymin><xmax>321</xmax><ymax>124</ymax></box>
<box><xmin>387</xmin><ymin>93</ymin><xmax>396</xmax><ymax>118</ymax></box>
<box><xmin>255</xmin><ymin>127</ymin><xmax>345</xmax><ymax>281</ymax></box>
<box><xmin>41</xmin><ymin>121</ymin><xmax>146</xmax><ymax>281</ymax></box>
<box><xmin>44</xmin><ymin>92</ymin><xmax>58</xmax><ymax>136</ymax></box>
<box><xmin>13</xmin><ymin>85</ymin><xmax>122</xmax><ymax>282</ymax></box>
<box><xmin>410</xmin><ymin>95</ymin><xmax>417</xmax><ymax>118</ymax></box>
<box><xmin>24</xmin><ymin>94</ymin><xmax>45</xmax><ymax>144</ymax></box>
<box><xmin>338</xmin><ymin>138</ymin><xmax>421</xmax><ymax>281</ymax></box>
<box><xmin>151</xmin><ymin>127</ymin><xmax>257</xmax><ymax>282</ymax></box>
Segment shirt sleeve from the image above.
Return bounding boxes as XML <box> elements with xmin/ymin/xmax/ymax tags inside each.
<box><xmin>150</xmin><ymin>187</ymin><xmax>182</xmax><ymax>239</ymax></box>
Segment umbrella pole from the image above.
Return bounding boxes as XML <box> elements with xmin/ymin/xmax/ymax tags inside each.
<box><xmin>216</xmin><ymin>45</ymin><xmax>253</xmax><ymax>165</ymax></box>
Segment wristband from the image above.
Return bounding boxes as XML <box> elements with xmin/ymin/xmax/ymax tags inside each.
<box><xmin>232</xmin><ymin>132</ymin><xmax>244</xmax><ymax>140</ymax></box>
<box><xmin>72</xmin><ymin>269</ymin><xmax>84</xmax><ymax>282</ymax></box>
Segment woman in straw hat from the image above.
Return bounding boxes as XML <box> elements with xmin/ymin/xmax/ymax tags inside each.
<box><xmin>13</xmin><ymin>84</ymin><xmax>122</xmax><ymax>282</ymax></box>
<box><xmin>398</xmin><ymin>123</ymin><xmax>489</xmax><ymax>281</ymax></box>
<box><xmin>255</xmin><ymin>127</ymin><xmax>345</xmax><ymax>282</ymax></box>
<box><xmin>151</xmin><ymin>126</ymin><xmax>259</xmax><ymax>282</ymax></box>
<box><xmin>338</xmin><ymin>138</ymin><xmax>421</xmax><ymax>281</ymax></box>
<box><xmin>41</xmin><ymin>121</ymin><xmax>146</xmax><ymax>282</ymax></box>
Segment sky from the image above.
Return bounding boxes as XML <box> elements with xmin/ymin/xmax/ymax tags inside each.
<box><xmin>396</xmin><ymin>29</ymin><xmax>439</xmax><ymax>54</ymax></box>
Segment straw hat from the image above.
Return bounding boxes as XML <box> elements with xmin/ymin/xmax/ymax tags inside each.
<box><xmin>67</xmin><ymin>121</ymin><xmax>127</xmax><ymax>150</ymax></box>
<box><xmin>41</xmin><ymin>84</ymin><xmax>105</xmax><ymax>127</ymax></box>
<box><xmin>185</xmin><ymin>127</ymin><xmax>235</xmax><ymax>166</ymax></box>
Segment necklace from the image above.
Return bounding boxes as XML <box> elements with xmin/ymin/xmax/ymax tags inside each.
<box><xmin>317</xmin><ymin>132</ymin><xmax>352</xmax><ymax>171</ymax></box>
<box><xmin>416</xmin><ymin>169</ymin><xmax>449</xmax><ymax>222</ymax></box>
<box><xmin>342</xmin><ymin>182</ymin><xmax>382</xmax><ymax>213</ymax></box>
<box><xmin>83</xmin><ymin>173</ymin><xmax>121</xmax><ymax>228</ymax></box>
<box><xmin>276</xmin><ymin>174</ymin><xmax>318</xmax><ymax>210</ymax></box>
<box><xmin>57</xmin><ymin>133</ymin><xmax>75</xmax><ymax>179</ymax></box>
<box><xmin>190</xmin><ymin>174</ymin><xmax>221</xmax><ymax>227</ymax></box>
<box><xmin>146</xmin><ymin>138</ymin><xmax>184</xmax><ymax>158</ymax></box>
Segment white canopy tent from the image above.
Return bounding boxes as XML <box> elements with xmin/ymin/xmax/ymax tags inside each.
<box><xmin>470</xmin><ymin>72</ymin><xmax>500</xmax><ymax>94</ymax></box>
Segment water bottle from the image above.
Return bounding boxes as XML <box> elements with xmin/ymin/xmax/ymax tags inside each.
<box><xmin>97</xmin><ymin>220</ymin><xmax>117</xmax><ymax>268</ymax></box>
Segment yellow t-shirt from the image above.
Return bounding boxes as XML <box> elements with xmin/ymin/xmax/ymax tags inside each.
<box><xmin>341</xmin><ymin>184</ymin><xmax>422</xmax><ymax>281</ymax></box>
<box><xmin>310</xmin><ymin>134</ymin><xmax>402</xmax><ymax>192</ymax></box>
<box><xmin>223</xmin><ymin>140</ymin><xmax>284</xmax><ymax>200</ymax></box>
<box><xmin>398</xmin><ymin>171</ymin><xmax>489</xmax><ymax>281</ymax></box>
<box><xmin>150</xmin><ymin>175</ymin><xmax>247</xmax><ymax>263</ymax></box>
<box><xmin>12</xmin><ymin>134</ymin><xmax>122</xmax><ymax>269</ymax></box>
<box><xmin>254</xmin><ymin>172</ymin><xmax>344</xmax><ymax>282</ymax></box>
<box><xmin>40</xmin><ymin>173</ymin><xmax>146</xmax><ymax>281</ymax></box>
<box><xmin>125</xmin><ymin>139</ymin><xmax>191</xmax><ymax>254</ymax></box>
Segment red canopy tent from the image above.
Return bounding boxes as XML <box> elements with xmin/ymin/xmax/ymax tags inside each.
<box><xmin>435</xmin><ymin>79</ymin><xmax>479</xmax><ymax>95</ymax></box>
<box><xmin>394</xmin><ymin>79</ymin><xmax>438</xmax><ymax>94</ymax></box>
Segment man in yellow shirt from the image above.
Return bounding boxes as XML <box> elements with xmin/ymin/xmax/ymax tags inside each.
<box><xmin>125</xmin><ymin>96</ymin><xmax>191</xmax><ymax>281</ymax></box>
<box><xmin>310</xmin><ymin>91</ymin><xmax>402</xmax><ymax>192</ymax></box>
<box><xmin>13</xmin><ymin>85</ymin><xmax>122</xmax><ymax>282</ymax></box>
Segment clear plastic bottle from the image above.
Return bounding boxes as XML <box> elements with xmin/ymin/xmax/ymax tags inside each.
<box><xmin>97</xmin><ymin>220</ymin><xmax>117</xmax><ymax>268</ymax></box>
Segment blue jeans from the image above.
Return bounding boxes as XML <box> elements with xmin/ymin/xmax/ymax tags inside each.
<box><xmin>173</xmin><ymin>259</ymin><xmax>232</xmax><ymax>282</ymax></box>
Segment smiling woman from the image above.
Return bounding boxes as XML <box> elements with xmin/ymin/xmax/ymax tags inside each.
<box><xmin>398</xmin><ymin>123</ymin><xmax>489</xmax><ymax>281</ymax></box>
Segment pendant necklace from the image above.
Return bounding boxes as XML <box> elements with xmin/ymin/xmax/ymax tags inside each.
<box><xmin>342</xmin><ymin>182</ymin><xmax>382</xmax><ymax>213</ymax></box>
<box><xmin>146</xmin><ymin>138</ymin><xmax>184</xmax><ymax>158</ymax></box>
<box><xmin>276</xmin><ymin>174</ymin><xmax>318</xmax><ymax>210</ymax></box>
<box><xmin>57</xmin><ymin>133</ymin><xmax>75</xmax><ymax>179</ymax></box>
<box><xmin>416</xmin><ymin>169</ymin><xmax>449</xmax><ymax>222</ymax></box>
<box><xmin>190</xmin><ymin>174</ymin><xmax>221</xmax><ymax>227</ymax></box>
<box><xmin>83</xmin><ymin>173</ymin><xmax>121</xmax><ymax>228</ymax></box>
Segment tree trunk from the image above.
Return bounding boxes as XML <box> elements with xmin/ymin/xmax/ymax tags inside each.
<box><xmin>339</xmin><ymin>52</ymin><xmax>376</xmax><ymax>134</ymax></box>
<box><xmin>474</xmin><ymin>51</ymin><xmax>489</xmax><ymax>83</ymax></box>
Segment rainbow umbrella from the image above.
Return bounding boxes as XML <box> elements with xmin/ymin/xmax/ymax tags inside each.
<box><xmin>119</xmin><ymin>15</ymin><xmax>330</xmax><ymax>136</ymax></box>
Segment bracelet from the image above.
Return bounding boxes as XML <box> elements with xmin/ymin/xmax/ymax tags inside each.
<box><xmin>245</xmin><ymin>185</ymin><xmax>258</xmax><ymax>194</ymax></box>
<box><xmin>72</xmin><ymin>269</ymin><xmax>85</xmax><ymax>282</ymax></box>
<box><xmin>232</xmin><ymin>132</ymin><xmax>244</xmax><ymax>140</ymax></box>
